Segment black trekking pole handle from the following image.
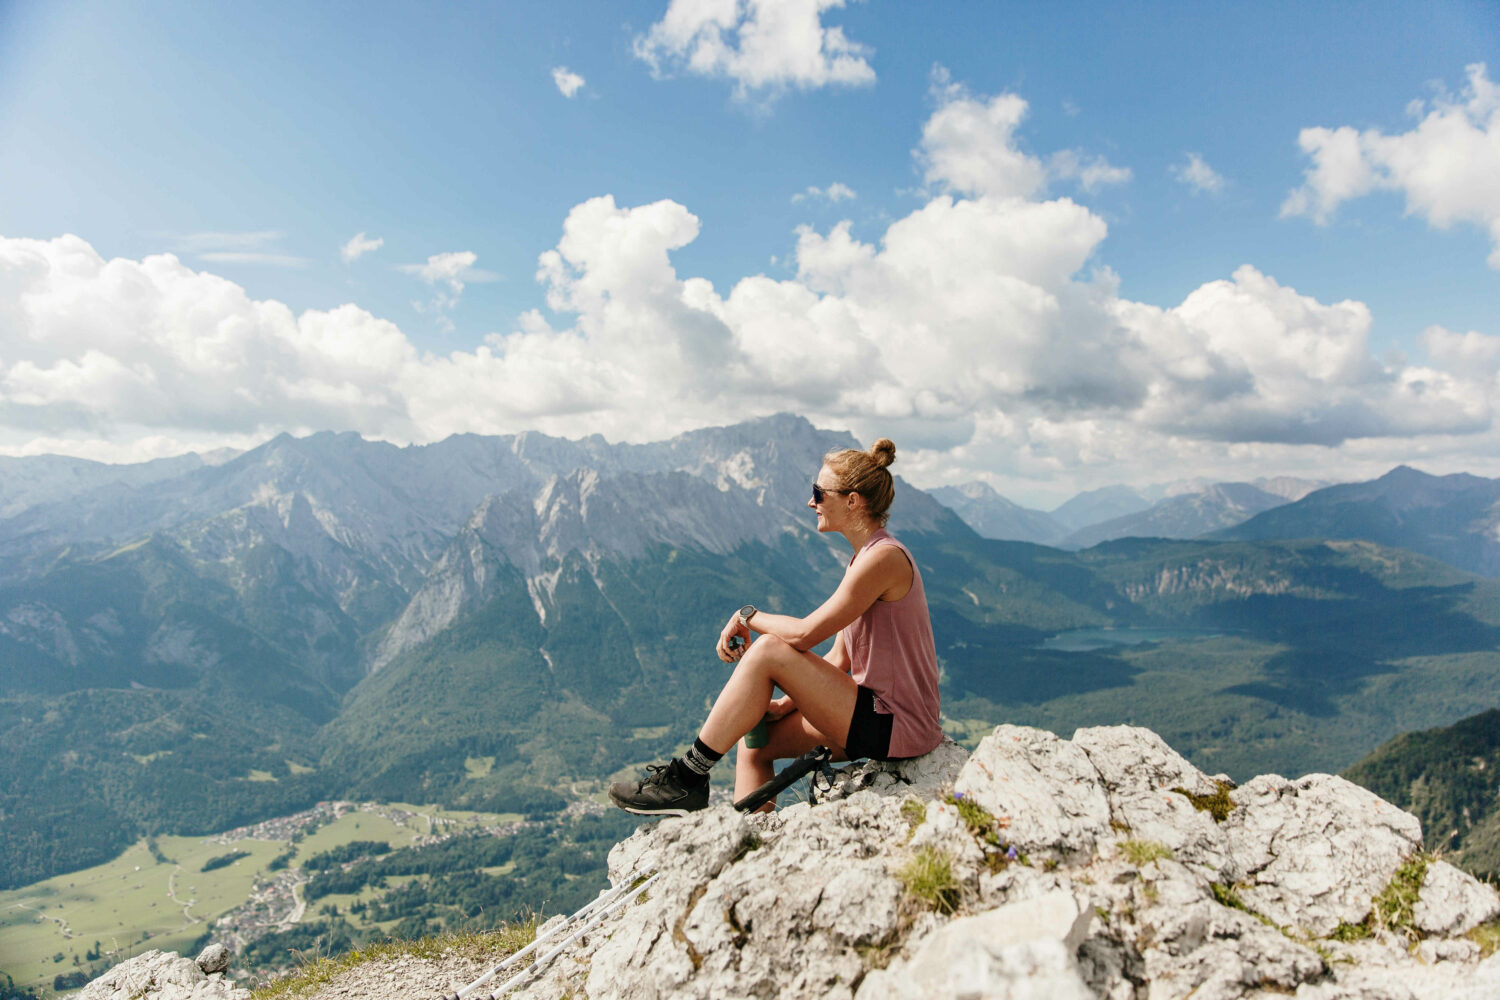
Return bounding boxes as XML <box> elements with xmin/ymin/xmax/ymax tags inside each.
<box><xmin>733</xmin><ymin>745</ymin><xmax>832</xmax><ymax>812</ymax></box>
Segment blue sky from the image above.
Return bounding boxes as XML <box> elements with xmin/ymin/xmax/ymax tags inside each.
<box><xmin>1</xmin><ymin>0</ymin><xmax>1497</xmax><ymax>505</ymax></box>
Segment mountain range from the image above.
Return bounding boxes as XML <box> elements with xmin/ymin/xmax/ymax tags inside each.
<box><xmin>5</xmin><ymin>417</ymin><xmax>1500</xmax><ymax>894</ymax></box>
<box><xmin>931</xmin><ymin>476</ymin><xmax>1328</xmax><ymax>549</ymax></box>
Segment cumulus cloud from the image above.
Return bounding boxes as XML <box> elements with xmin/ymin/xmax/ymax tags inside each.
<box><xmin>4</xmin><ymin>75</ymin><xmax>1495</xmax><ymax>488</ymax></box>
<box><xmin>340</xmin><ymin>232</ymin><xmax>384</xmax><ymax>262</ymax></box>
<box><xmin>398</xmin><ymin>251</ymin><xmax>500</xmax><ymax>328</ymax></box>
<box><xmin>1282</xmin><ymin>63</ymin><xmax>1500</xmax><ymax>267</ymax></box>
<box><xmin>1172</xmin><ymin>152</ymin><xmax>1225</xmax><ymax>194</ymax></box>
<box><xmin>633</xmin><ymin>0</ymin><xmax>874</xmax><ymax>100</ymax></box>
<box><xmin>920</xmin><ymin>69</ymin><xmax>1128</xmax><ymax>198</ymax></box>
<box><xmin>791</xmin><ymin>182</ymin><xmax>856</xmax><ymax>203</ymax></box>
<box><xmin>552</xmin><ymin>66</ymin><xmax>585</xmax><ymax>98</ymax></box>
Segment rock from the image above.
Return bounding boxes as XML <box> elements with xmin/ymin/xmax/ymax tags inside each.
<box><xmin>195</xmin><ymin>943</ymin><xmax>230</xmax><ymax>974</ymax></box>
<box><xmin>1075</xmin><ymin>725</ymin><xmax>1234</xmax><ymax>877</ymax></box>
<box><xmin>508</xmin><ymin>724</ymin><xmax>1500</xmax><ymax>1000</ymax></box>
<box><xmin>954</xmin><ymin>725</ymin><xmax>1112</xmax><ymax>863</ymax></box>
<box><xmin>1223</xmin><ymin>772</ymin><xmax>1422</xmax><ymax>936</ymax></box>
<box><xmin>856</xmin><ymin>889</ymin><xmax>1094</xmax><ymax>1000</ymax></box>
<box><xmin>77</xmin><ymin>949</ymin><xmax>249</xmax><ymax>1000</ymax></box>
<box><xmin>1414</xmin><ymin>859</ymin><xmax>1500</xmax><ymax>936</ymax></box>
<box><xmin>817</xmin><ymin>736</ymin><xmax>969</xmax><ymax>802</ymax></box>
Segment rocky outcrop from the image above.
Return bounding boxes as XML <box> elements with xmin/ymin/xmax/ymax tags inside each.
<box><xmin>80</xmin><ymin>724</ymin><xmax>1500</xmax><ymax>1000</ymax></box>
<box><xmin>76</xmin><ymin>947</ymin><xmax>248</xmax><ymax>1000</ymax></box>
<box><xmin>514</xmin><ymin>724</ymin><xmax>1500</xmax><ymax>1000</ymax></box>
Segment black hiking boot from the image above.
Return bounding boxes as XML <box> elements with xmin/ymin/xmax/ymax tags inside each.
<box><xmin>609</xmin><ymin>761</ymin><xmax>709</xmax><ymax>816</ymax></box>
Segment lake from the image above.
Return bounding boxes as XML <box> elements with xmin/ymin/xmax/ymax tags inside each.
<box><xmin>1039</xmin><ymin>626</ymin><xmax>1227</xmax><ymax>652</ymax></box>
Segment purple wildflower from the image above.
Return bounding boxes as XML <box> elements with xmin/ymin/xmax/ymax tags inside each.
<box><xmin>1005</xmin><ymin>845</ymin><xmax>1020</xmax><ymax>860</ymax></box>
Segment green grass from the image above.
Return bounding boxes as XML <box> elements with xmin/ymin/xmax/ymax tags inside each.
<box><xmin>0</xmin><ymin>803</ymin><xmax>520</xmax><ymax>994</ymax></box>
<box><xmin>1466</xmin><ymin>919</ymin><xmax>1500</xmax><ymax>957</ymax></box>
<box><xmin>898</xmin><ymin>847</ymin><xmax>962</xmax><ymax>915</ymax></box>
<box><xmin>900</xmin><ymin>799</ymin><xmax>927</xmax><ymax>830</ymax></box>
<box><xmin>1120</xmin><ymin>840</ymin><xmax>1174</xmax><ymax>866</ymax></box>
<box><xmin>249</xmin><ymin>921</ymin><xmax>535</xmax><ymax>1000</ymax></box>
<box><xmin>1371</xmin><ymin>854</ymin><xmax>1430</xmax><ymax>941</ymax></box>
<box><xmin>1172</xmin><ymin>781</ymin><xmax>1237</xmax><ymax>823</ymax></box>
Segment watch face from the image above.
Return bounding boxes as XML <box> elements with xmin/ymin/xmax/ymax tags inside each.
<box><xmin>739</xmin><ymin>604</ymin><xmax>756</xmax><ymax>619</ymax></box>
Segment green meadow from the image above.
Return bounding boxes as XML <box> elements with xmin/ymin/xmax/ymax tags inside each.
<box><xmin>0</xmin><ymin>802</ymin><xmax>518</xmax><ymax>995</ymax></box>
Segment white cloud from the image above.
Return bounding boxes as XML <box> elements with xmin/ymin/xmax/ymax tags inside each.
<box><xmin>1282</xmin><ymin>63</ymin><xmax>1500</xmax><ymax>268</ymax></box>
<box><xmin>4</xmin><ymin>75</ymin><xmax>1496</xmax><ymax>492</ymax></box>
<box><xmin>340</xmin><ymin>232</ymin><xmax>384</xmax><ymax>262</ymax></box>
<box><xmin>552</xmin><ymin>66</ymin><xmax>585</xmax><ymax>98</ymax></box>
<box><xmin>1171</xmin><ymin>152</ymin><xmax>1226</xmax><ymax>194</ymax></box>
<box><xmin>920</xmin><ymin>69</ymin><xmax>1128</xmax><ymax>198</ymax></box>
<box><xmin>633</xmin><ymin>0</ymin><xmax>875</xmax><ymax>100</ymax></box>
<box><xmin>791</xmin><ymin>182</ymin><xmax>857</xmax><ymax>203</ymax></box>
<box><xmin>399</xmin><ymin>251</ymin><xmax>497</xmax><ymax>292</ymax></box>
<box><xmin>163</xmin><ymin>231</ymin><xmax>309</xmax><ymax>267</ymax></box>
<box><xmin>199</xmin><ymin>252</ymin><xmax>310</xmax><ymax>267</ymax></box>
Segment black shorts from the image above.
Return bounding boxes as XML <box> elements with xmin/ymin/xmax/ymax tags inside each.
<box><xmin>844</xmin><ymin>686</ymin><xmax>895</xmax><ymax>762</ymax></box>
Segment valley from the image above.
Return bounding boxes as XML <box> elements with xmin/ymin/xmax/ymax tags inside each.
<box><xmin>5</xmin><ymin>417</ymin><xmax>1500</xmax><ymax>991</ymax></box>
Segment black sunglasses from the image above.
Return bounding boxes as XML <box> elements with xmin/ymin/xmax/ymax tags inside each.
<box><xmin>811</xmin><ymin>482</ymin><xmax>848</xmax><ymax>504</ymax></box>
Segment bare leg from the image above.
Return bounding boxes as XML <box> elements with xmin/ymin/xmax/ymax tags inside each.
<box><xmin>700</xmin><ymin>633</ymin><xmax>857</xmax><ymax>761</ymax></box>
<box><xmin>734</xmin><ymin>710</ymin><xmax>852</xmax><ymax>807</ymax></box>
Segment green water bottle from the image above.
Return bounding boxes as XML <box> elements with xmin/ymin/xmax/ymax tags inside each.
<box><xmin>744</xmin><ymin>715</ymin><xmax>771</xmax><ymax>749</ymax></box>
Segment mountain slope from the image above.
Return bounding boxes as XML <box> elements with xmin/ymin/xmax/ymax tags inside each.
<box><xmin>1216</xmin><ymin>465</ymin><xmax>1500</xmax><ymax>576</ymax></box>
<box><xmin>1344</xmin><ymin>707</ymin><xmax>1500</xmax><ymax>877</ymax></box>
<box><xmin>927</xmin><ymin>482</ymin><xmax>1065</xmax><ymax>544</ymax></box>
<box><xmin>1061</xmin><ymin>482</ymin><xmax>1288</xmax><ymax>548</ymax></box>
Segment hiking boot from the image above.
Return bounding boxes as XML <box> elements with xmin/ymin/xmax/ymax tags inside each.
<box><xmin>609</xmin><ymin>761</ymin><xmax>709</xmax><ymax>816</ymax></box>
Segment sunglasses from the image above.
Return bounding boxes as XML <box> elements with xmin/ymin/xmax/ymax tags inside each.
<box><xmin>811</xmin><ymin>482</ymin><xmax>848</xmax><ymax>504</ymax></box>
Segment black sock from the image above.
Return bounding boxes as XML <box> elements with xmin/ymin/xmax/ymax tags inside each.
<box><xmin>678</xmin><ymin>737</ymin><xmax>723</xmax><ymax>782</ymax></box>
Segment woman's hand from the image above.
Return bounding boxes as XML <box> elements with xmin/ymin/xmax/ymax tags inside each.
<box><xmin>765</xmin><ymin>696</ymin><xmax>795</xmax><ymax>722</ymax></box>
<box><xmin>717</xmin><ymin>615</ymin><xmax>751</xmax><ymax>663</ymax></box>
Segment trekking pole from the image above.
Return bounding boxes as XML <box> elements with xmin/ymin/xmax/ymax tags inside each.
<box><xmin>441</xmin><ymin>872</ymin><xmax>654</xmax><ymax>1000</ymax></box>
<box><xmin>734</xmin><ymin>745</ymin><xmax>833</xmax><ymax>813</ymax></box>
<box><xmin>480</xmin><ymin>871</ymin><xmax>663</xmax><ymax>998</ymax></box>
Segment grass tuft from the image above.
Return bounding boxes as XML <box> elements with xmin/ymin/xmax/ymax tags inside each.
<box><xmin>900</xmin><ymin>799</ymin><xmax>927</xmax><ymax>830</ymax></box>
<box><xmin>1371</xmin><ymin>853</ymin><xmax>1429</xmax><ymax>941</ymax></box>
<box><xmin>898</xmin><ymin>846</ymin><xmax>962</xmax><ymax>915</ymax></box>
<box><xmin>250</xmin><ymin>921</ymin><xmax>535</xmax><ymax>1000</ymax></box>
<box><xmin>1171</xmin><ymin>780</ymin><xmax>1236</xmax><ymax>823</ymax></box>
<box><xmin>1120</xmin><ymin>839</ymin><xmax>1174</xmax><ymax>867</ymax></box>
<box><xmin>1467</xmin><ymin>920</ymin><xmax>1500</xmax><ymax>958</ymax></box>
<box><xmin>1330</xmin><ymin>920</ymin><xmax>1372</xmax><ymax>942</ymax></box>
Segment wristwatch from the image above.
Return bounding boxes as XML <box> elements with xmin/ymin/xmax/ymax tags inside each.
<box><xmin>737</xmin><ymin>604</ymin><xmax>757</xmax><ymax>629</ymax></box>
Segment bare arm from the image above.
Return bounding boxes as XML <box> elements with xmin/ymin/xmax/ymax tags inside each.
<box><xmin>716</xmin><ymin>545</ymin><xmax>911</xmax><ymax>661</ymax></box>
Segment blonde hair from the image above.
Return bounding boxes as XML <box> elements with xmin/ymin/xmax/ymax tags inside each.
<box><xmin>823</xmin><ymin>438</ymin><xmax>897</xmax><ymax>527</ymax></box>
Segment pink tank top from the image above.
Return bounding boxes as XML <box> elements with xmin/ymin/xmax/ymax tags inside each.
<box><xmin>843</xmin><ymin>529</ymin><xmax>943</xmax><ymax>758</ymax></box>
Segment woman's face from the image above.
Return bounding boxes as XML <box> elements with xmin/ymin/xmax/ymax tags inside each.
<box><xmin>810</xmin><ymin>463</ymin><xmax>847</xmax><ymax>533</ymax></box>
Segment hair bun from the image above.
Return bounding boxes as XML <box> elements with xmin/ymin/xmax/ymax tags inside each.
<box><xmin>870</xmin><ymin>438</ymin><xmax>896</xmax><ymax>468</ymax></box>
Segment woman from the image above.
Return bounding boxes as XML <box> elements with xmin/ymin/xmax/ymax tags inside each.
<box><xmin>609</xmin><ymin>438</ymin><xmax>943</xmax><ymax>816</ymax></box>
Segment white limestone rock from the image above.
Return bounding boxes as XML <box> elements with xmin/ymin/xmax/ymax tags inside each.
<box><xmin>1223</xmin><ymin>772</ymin><xmax>1423</xmax><ymax>936</ymax></box>
<box><xmin>194</xmin><ymin>943</ymin><xmax>231</xmax><ymax>975</ymax></box>
<box><xmin>817</xmin><ymin>736</ymin><xmax>969</xmax><ymax>803</ymax></box>
<box><xmin>77</xmin><ymin>950</ymin><xmax>249</xmax><ymax>1000</ymax></box>
<box><xmin>954</xmin><ymin>725</ymin><xmax>1112</xmax><ymax>863</ymax></box>
<box><xmin>855</xmin><ymin>889</ymin><xmax>1094</xmax><ymax>1000</ymax></box>
<box><xmin>1414</xmin><ymin>859</ymin><xmax>1500</xmax><ymax>936</ymax></box>
<box><xmin>1075</xmin><ymin>725</ymin><xmax>1236</xmax><ymax>877</ymax></box>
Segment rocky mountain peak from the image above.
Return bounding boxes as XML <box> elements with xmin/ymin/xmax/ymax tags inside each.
<box><xmin>505</xmin><ymin>723</ymin><xmax>1500</xmax><ymax>1000</ymax></box>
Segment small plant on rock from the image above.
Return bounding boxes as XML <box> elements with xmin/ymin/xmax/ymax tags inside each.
<box><xmin>898</xmin><ymin>845</ymin><xmax>962</xmax><ymax>915</ymax></box>
<box><xmin>1467</xmin><ymin>919</ymin><xmax>1500</xmax><ymax>958</ymax></box>
<box><xmin>1371</xmin><ymin>853</ymin><xmax>1429</xmax><ymax>942</ymax></box>
<box><xmin>1120</xmin><ymin>839</ymin><xmax>1174</xmax><ymax>867</ymax></box>
<box><xmin>900</xmin><ymin>798</ymin><xmax>927</xmax><ymax>830</ymax></box>
<box><xmin>1171</xmin><ymin>780</ymin><xmax>1236</xmax><ymax>823</ymax></box>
